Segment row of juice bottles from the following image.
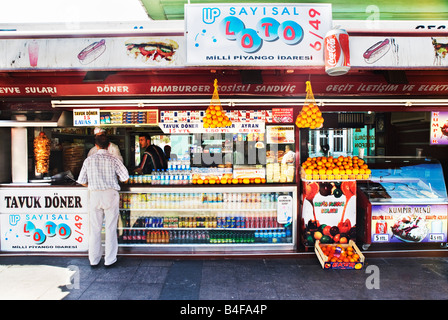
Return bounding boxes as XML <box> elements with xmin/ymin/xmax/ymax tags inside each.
<box><xmin>119</xmin><ymin>227</ymin><xmax>293</xmax><ymax>244</ymax></box>
<box><xmin>121</xmin><ymin>211</ymin><xmax>285</xmax><ymax>229</ymax></box>
<box><xmin>120</xmin><ymin>192</ymin><xmax>279</xmax><ymax>210</ymax></box>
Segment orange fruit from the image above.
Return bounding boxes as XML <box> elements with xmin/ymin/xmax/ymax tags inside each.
<box><xmin>314</xmin><ymin>231</ymin><xmax>323</xmax><ymax>240</ymax></box>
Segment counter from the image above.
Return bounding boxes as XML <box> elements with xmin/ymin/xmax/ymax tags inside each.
<box><xmin>118</xmin><ymin>184</ymin><xmax>297</xmax><ymax>253</ymax></box>
<box><xmin>0</xmin><ymin>185</ymin><xmax>89</xmax><ymax>252</ymax></box>
<box><xmin>0</xmin><ymin>183</ymin><xmax>297</xmax><ymax>254</ymax></box>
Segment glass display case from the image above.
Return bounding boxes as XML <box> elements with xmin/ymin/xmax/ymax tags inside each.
<box><xmin>118</xmin><ymin>186</ymin><xmax>297</xmax><ymax>252</ymax></box>
<box><xmin>357</xmin><ymin>157</ymin><xmax>448</xmax><ymax>249</ymax></box>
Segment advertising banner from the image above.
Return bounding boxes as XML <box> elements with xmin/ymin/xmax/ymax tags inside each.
<box><xmin>301</xmin><ymin>180</ymin><xmax>357</xmax><ymax>246</ymax></box>
<box><xmin>1</xmin><ymin>75</ymin><xmax>448</xmax><ymax>97</ymax></box>
<box><xmin>430</xmin><ymin>111</ymin><xmax>448</xmax><ymax>145</ymax></box>
<box><xmin>185</xmin><ymin>3</ymin><xmax>332</xmax><ymax>66</ymax></box>
<box><xmin>350</xmin><ymin>36</ymin><xmax>448</xmax><ymax>68</ymax></box>
<box><xmin>0</xmin><ymin>36</ymin><xmax>184</xmax><ymax>70</ymax></box>
<box><xmin>0</xmin><ymin>188</ymin><xmax>89</xmax><ymax>252</ymax></box>
<box><xmin>371</xmin><ymin>204</ymin><xmax>447</xmax><ymax>244</ymax></box>
<box><xmin>0</xmin><ymin>34</ymin><xmax>446</xmax><ymax>70</ymax></box>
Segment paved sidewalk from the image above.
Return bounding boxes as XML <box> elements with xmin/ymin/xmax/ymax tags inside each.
<box><xmin>0</xmin><ymin>255</ymin><xmax>448</xmax><ymax>301</ymax></box>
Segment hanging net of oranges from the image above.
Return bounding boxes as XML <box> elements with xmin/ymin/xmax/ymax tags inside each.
<box><xmin>203</xmin><ymin>79</ymin><xmax>232</xmax><ymax>129</ymax></box>
<box><xmin>295</xmin><ymin>81</ymin><xmax>324</xmax><ymax>130</ymax></box>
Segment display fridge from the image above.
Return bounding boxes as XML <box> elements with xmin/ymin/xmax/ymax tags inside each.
<box><xmin>357</xmin><ymin>156</ymin><xmax>448</xmax><ymax>250</ymax></box>
<box><xmin>118</xmin><ymin>185</ymin><xmax>297</xmax><ymax>252</ymax></box>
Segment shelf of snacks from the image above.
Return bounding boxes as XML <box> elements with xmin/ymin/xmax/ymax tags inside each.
<box><xmin>300</xmin><ymin>155</ymin><xmax>371</xmax><ymax>181</ymax></box>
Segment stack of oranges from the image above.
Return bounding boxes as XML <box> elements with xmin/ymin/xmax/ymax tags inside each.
<box><xmin>301</xmin><ymin>155</ymin><xmax>371</xmax><ymax>180</ymax></box>
<box><xmin>203</xmin><ymin>105</ymin><xmax>232</xmax><ymax>129</ymax></box>
<box><xmin>192</xmin><ymin>174</ymin><xmax>266</xmax><ymax>185</ymax></box>
<box><xmin>320</xmin><ymin>243</ymin><xmax>361</xmax><ymax>263</ymax></box>
<box><xmin>202</xmin><ymin>79</ymin><xmax>232</xmax><ymax>129</ymax></box>
<box><xmin>295</xmin><ymin>103</ymin><xmax>324</xmax><ymax>129</ymax></box>
<box><xmin>296</xmin><ymin>81</ymin><xmax>324</xmax><ymax>130</ymax></box>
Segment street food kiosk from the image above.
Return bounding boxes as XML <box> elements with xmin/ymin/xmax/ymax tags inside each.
<box><xmin>0</xmin><ymin>2</ymin><xmax>447</xmax><ymax>257</ymax></box>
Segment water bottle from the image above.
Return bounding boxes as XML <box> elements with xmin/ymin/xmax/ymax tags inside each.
<box><xmin>165</xmin><ymin>170</ymin><xmax>171</xmax><ymax>185</ymax></box>
<box><xmin>161</xmin><ymin>170</ymin><xmax>167</xmax><ymax>185</ymax></box>
<box><xmin>155</xmin><ymin>170</ymin><xmax>160</xmax><ymax>185</ymax></box>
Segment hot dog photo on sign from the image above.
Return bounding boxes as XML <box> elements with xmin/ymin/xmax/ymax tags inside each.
<box><xmin>352</xmin><ymin>37</ymin><xmax>447</xmax><ymax>67</ymax></box>
<box><xmin>362</xmin><ymin>37</ymin><xmax>399</xmax><ymax>65</ymax></box>
<box><xmin>77</xmin><ymin>39</ymin><xmax>107</xmax><ymax>65</ymax></box>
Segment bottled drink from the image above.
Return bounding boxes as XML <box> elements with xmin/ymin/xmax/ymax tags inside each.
<box><xmin>285</xmin><ymin>227</ymin><xmax>292</xmax><ymax>243</ymax></box>
<box><xmin>267</xmin><ymin>229</ymin><xmax>273</xmax><ymax>243</ymax></box>
<box><xmin>131</xmin><ymin>229</ymin><xmax>137</xmax><ymax>243</ymax></box>
<box><xmin>138</xmin><ymin>229</ymin><xmax>145</xmax><ymax>243</ymax></box>
<box><xmin>160</xmin><ymin>170</ymin><xmax>166</xmax><ymax>185</ymax></box>
<box><xmin>154</xmin><ymin>170</ymin><xmax>159</xmax><ymax>185</ymax></box>
<box><xmin>122</xmin><ymin>229</ymin><xmax>129</xmax><ymax>243</ymax></box>
<box><xmin>246</xmin><ymin>212</ymin><xmax>252</xmax><ymax>228</ymax></box>
<box><xmin>280</xmin><ymin>229</ymin><xmax>286</xmax><ymax>243</ymax></box>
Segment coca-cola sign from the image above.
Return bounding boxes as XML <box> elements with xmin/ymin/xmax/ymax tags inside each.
<box><xmin>324</xmin><ymin>29</ymin><xmax>350</xmax><ymax>76</ymax></box>
<box><xmin>326</xmin><ymin>35</ymin><xmax>338</xmax><ymax>67</ymax></box>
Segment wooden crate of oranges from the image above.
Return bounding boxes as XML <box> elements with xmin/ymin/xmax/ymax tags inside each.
<box><xmin>315</xmin><ymin>239</ymin><xmax>365</xmax><ymax>270</ymax></box>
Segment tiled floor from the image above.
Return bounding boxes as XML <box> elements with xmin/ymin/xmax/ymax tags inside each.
<box><xmin>0</xmin><ymin>255</ymin><xmax>447</xmax><ymax>301</ymax></box>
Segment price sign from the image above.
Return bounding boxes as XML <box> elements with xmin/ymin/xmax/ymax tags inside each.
<box><xmin>373</xmin><ymin>234</ymin><xmax>389</xmax><ymax>242</ymax></box>
<box><xmin>429</xmin><ymin>233</ymin><xmax>445</xmax><ymax>242</ymax></box>
<box><xmin>73</xmin><ymin>109</ymin><xmax>100</xmax><ymax>126</ymax></box>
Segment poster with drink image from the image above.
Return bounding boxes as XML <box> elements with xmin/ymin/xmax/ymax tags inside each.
<box><xmin>371</xmin><ymin>204</ymin><xmax>447</xmax><ymax>243</ymax></box>
<box><xmin>301</xmin><ymin>180</ymin><xmax>357</xmax><ymax>246</ymax></box>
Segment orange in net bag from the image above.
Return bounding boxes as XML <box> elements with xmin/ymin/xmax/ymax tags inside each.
<box><xmin>296</xmin><ymin>81</ymin><xmax>324</xmax><ymax>130</ymax></box>
<box><xmin>203</xmin><ymin>79</ymin><xmax>232</xmax><ymax>129</ymax></box>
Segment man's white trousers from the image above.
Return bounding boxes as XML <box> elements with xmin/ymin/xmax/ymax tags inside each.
<box><xmin>88</xmin><ymin>189</ymin><xmax>119</xmax><ymax>266</ymax></box>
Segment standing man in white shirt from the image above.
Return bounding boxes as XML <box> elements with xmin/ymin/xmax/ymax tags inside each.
<box><xmin>87</xmin><ymin>127</ymin><xmax>123</xmax><ymax>163</ymax></box>
<box><xmin>282</xmin><ymin>144</ymin><xmax>295</xmax><ymax>164</ymax></box>
<box><xmin>77</xmin><ymin>134</ymin><xmax>129</xmax><ymax>268</ymax></box>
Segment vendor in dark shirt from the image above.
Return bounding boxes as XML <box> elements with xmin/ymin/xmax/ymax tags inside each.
<box><xmin>134</xmin><ymin>134</ymin><xmax>167</xmax><ymax>174</ymax></box>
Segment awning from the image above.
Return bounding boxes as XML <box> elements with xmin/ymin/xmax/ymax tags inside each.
<box><xmin>139</xmin><ymin>0</ymin><xmax>448</xmax><ymax>21</ymax></box>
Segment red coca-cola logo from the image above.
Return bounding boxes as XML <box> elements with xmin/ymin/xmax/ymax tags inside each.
<box><xmin>376</xmin><ymin>222</ymin><xmax>387</xmax><ymax>234</ymax></box>
<box><xmin>325</xmin><ymin>35</ymin><xmax>340</xmax><ymax>67</ymax></box>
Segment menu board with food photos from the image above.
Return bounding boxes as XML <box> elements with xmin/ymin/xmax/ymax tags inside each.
<box><xmin>266</xmin><ymin>125</ymin><xmax>295</xmax><ymax>144</ymax></box>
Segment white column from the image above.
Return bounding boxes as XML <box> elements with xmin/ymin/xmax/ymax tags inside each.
<box><xmin>11</xmin><ymin>115</ymin><xmax>28</xmax><ymax>183</ymax></box>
